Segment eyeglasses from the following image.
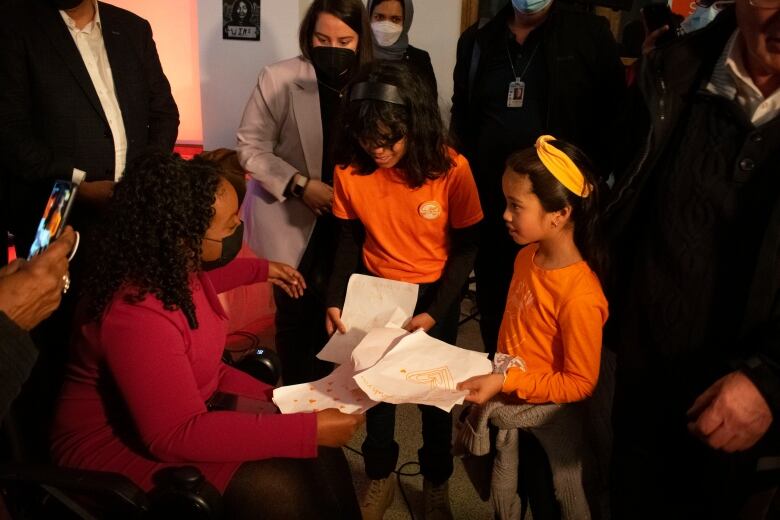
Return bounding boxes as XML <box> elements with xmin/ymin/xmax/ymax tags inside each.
<box><xmin>749</xmin><ymin>0</ymin><xmax>780</xmax><ymax>8</ymax></box>
<box><xmin>359</xmin><ymin>134</ymin><xmax>404</xmax><ymax>151</ymax></box>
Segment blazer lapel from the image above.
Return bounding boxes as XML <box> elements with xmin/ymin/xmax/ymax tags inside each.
<box><xmin>40</xmin><ymin>2</ymin><xmax>108</xmax><ymax>125</ymax></box>
<box><xmin>291</xmin><ymin>59</ymin><xmax>323</xmax><ymax>180</ymax></box>
<box><xmin>100</xmin><ymin>5</ymin><xmax>132</xmax><ymax>122</ymax></box>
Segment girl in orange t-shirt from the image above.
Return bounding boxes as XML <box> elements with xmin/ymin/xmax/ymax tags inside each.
<box><xmin>325</xmin><ymin>60</ymin><xmax>483</xmax><ymax>517</ymax></box>
<box><xmin>459</xmin><ymin>136</ymin><xmax>608</xmax><ymax>406</ymax></box>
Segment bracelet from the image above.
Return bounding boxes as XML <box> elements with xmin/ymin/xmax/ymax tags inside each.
<box><xmin>492</xmin><ymin>352</ymin><xmax>527</xmax><ymax>382</ymax></box>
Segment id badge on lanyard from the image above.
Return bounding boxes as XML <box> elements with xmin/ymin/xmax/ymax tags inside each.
<box><xmin>507</xmin><ymin>79</ymin><xmax>525</xmax><ymax>108</ymax></box>
<box><xmin>505</xmin><ymin>38</ymin><xmax>539</xmax><ymax>109</ymax></box>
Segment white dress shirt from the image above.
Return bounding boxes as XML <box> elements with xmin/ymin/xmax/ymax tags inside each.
<box><xmin>61</xmin><ymin>1</ymin><xmax>127</xmax><ymax>182</ymax></box>
<box><xmin>707</xmin><ymin>30</ymin><xmax>780</xmax><ymax>127</ymax></box>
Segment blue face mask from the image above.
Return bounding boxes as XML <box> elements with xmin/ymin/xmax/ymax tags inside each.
<box><xmin>680</xmin><ymin>1</ymin><xmax>733</xmax><ymax>34</ymax></box>
<box><xmin>512</xmin><ymin>0</ymin><xmax>553</xmax><ymax>14</ymax></box>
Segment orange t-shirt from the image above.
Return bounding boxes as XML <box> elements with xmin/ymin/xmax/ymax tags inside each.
<box><xmin>332</xmin><ymin>150</ymin><xmax>483</xmax><ymax>283</ymax></box>
<box><xmin>499</xmin><ymin>244</ymin><xmax>608</xmax><ymax>404</ymax></box>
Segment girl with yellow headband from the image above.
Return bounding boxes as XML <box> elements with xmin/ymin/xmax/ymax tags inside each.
<box><xmin>456</xmin><ymin>136</ymin><xmax>608</xmax><ymax>518</ymax></box>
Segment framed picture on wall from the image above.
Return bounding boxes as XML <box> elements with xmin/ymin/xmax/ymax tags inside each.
<box><xmin>223</xmin><ymin>0</ymin><xmax>261</xmax><ymax>41</ymax></box>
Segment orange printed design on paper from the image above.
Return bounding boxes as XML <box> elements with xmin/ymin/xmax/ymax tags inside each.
<box><xmin>405</xmin><ymin>366</ymin><xmax>455</xmax><ymax>390</ymax></box>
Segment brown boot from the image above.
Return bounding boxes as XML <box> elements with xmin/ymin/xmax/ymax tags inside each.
<box><xmin>360</xmin><ymin>477</ymin><xmax>395</xmax><ymax>520</ymax></box>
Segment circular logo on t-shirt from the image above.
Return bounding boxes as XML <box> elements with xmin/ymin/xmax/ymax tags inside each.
<box><xmin>418</xmin><ymin>201</ymin><xmax>442</xmax><ymax>220</ymax></box>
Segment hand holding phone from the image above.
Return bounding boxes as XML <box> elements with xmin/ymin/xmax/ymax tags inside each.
<box><xmin>0</xmin><ymin>226</ymin><xmax>75</xmax><ymax>330</ymax></box>
<box><xmin>641</xmin><ymin>3</ymin><xmax>680</xmax><ymax>49</ymax></box>
<box><xmin>641</xmin><ymin>3</ymin><xmax>674</xmax><ymax>32</ymax></box>
<box><xmin>28</xmin><ymin>180</ymin><xmax>79</xmax><ymax>260</ymax></box>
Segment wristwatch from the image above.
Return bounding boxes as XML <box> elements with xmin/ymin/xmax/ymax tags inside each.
<box><xmin>290</xmin><ymin>174</ymin><xmax>309</xmax><ymax>198</ymax></box>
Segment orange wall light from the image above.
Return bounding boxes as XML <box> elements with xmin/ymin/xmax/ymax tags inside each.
<box><xmin>107</xmin><ymin>0</ymin><xmax>203</xmax><ymax>144</ymax></box>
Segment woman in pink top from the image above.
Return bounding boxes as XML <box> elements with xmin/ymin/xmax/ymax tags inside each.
<box><xmin>51</xmin><ymin>152</ymin><xmax>363</xmax><ymax>519</ymax></box>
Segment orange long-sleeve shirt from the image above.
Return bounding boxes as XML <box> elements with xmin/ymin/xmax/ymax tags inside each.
<box><xmin>498</xmin><ymin>244</ymin><xmax>608</xmax><ymax>404</ymax></box>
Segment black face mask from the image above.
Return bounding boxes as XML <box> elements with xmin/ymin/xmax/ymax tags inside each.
<box><xmin>202</xmin><ymin>222</ymin><xmax>244</xmax><ymax>271</ymax></box>
<box><xmin>48</xmin><ymin>0</ymin><xmax>84</xmax><ymax>9</ymax></box>
<box><xmin>310</xmin><ymin>46</ymin><xmax>357</xmax><ymax>86</ymax></box>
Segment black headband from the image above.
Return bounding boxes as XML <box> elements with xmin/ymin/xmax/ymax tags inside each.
<box><xmin>349</xmin><ymin>81</ymin><xmax>407</xmax><ymax>106</ymax></box>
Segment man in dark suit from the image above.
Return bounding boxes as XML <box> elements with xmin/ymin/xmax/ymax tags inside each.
<box><xmin>0</xmin><ymin>0</ymin><xmax>179</xmax><ymax>258</ymax></box>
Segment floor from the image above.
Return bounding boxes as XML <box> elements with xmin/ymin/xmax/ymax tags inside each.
<box><xmin>342</xmin><ymin>295</ymin><xmax>495</xmax><ymax>519</ymax></box>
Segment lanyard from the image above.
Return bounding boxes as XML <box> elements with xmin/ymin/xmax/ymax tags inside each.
<box><xmin>505</xmin><ymin>37</ymin><xmax>541</xmax><ymax>82</ymax></box>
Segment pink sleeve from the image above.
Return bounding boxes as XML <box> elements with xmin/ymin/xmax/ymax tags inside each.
<box><xmin>101</xmin><ymin>303</ymin><xmax>317</xmax><ymax>463</ymax></box>
<box><xmin>217</xmin><ymin>362</ymin><xmax>274</xmax><ymax>401</ymax></box>
<box><xmin>206</xmin><ymin>257</ymin><xmax>269</xmax><ymax>294</ymax></box>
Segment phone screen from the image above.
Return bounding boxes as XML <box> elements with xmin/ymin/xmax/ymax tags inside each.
<box><xmin>27</xmin><ymin>180</ymin><xmax>77</xmax><ymax>259</ymax></box>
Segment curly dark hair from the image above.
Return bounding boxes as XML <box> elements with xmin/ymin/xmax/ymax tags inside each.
<box><xmin>83</xmin><ymin>152</ymin><xmax>222</xmax><ymax>329</ymax></box>
<box><xmin>333</xmin><ymin>60</ymin><xmax>453</xmax><ymax>189</ymax></box>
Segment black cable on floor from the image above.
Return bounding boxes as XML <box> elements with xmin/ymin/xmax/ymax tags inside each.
<box><xmin>225</xmin><ymin>330</ymin><xmax>260</xmax><ymax>350</ymax></box>
<box><xmin>395</xmin><ymin>461</ymin><xmax>421</xmax><ymax>520</ymax></box>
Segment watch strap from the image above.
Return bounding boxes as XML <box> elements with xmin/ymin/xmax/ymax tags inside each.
<box><xmin>290</xmin><ymin>174</ymin><xmax>309</xmax><ymax>197</ymax></box>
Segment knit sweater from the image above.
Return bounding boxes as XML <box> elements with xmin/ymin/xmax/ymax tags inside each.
<box><xmin>454</xmin><ymin>397</ymin><xmax>590</xmax><ymax>520</ymax></box>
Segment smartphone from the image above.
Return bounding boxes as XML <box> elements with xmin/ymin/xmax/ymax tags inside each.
<box><xmin>27</xmin><ymin>180</ymin><xmax>79</xmax><ymax>259</ymax></box>
<box><xmin>641</xmin><ymin>3</ymin><xmax>681</xmax><ymax>46</ymax></box>
<box><xmin>641</xmin><ymin>3</ymin><xmax>675</xmax><ymax>32</ymax></box>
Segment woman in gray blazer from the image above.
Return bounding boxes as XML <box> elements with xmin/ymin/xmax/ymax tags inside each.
<box><xmin>237</xmin><ymin>0</ymin><xmax>372</xmax><ymax>385</ymax></box>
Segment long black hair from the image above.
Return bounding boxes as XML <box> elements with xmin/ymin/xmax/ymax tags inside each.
<box><xmin>505</xmin><ymin>139</ymin><xmax>608</xmax><ymax>281</ymax></box>
<box><xmin>82</xmin><ymin>152</ymin><xmax>223</xmax><ymax>329</ymax></box>
<box><xmin>334</xmin><ymin>60</ymin><xmax>452</xmax><ymax>188</ymax></box>
<box><xmin>299</xmin><ymin>0</ymin><xmax>373</xmax><ymax>66</ymax></box>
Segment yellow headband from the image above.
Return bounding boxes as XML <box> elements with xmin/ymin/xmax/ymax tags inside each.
<box><xmin>534</xmin><ymin>135</ymin><xmax>591</xmax><ymax>198</ymax></box>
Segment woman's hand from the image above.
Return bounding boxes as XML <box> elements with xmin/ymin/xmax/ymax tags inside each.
<box><xmin>325</xmin><ymin>307</ymin><xmax>347</xmax><ymax>336</ymax></box>
<box><xmin>267</xmin><ymin>261</ymin><xmax>306</xmax><ymax>298</ymax></box>
<box><xmin>642</xmin><ymin>25</ymin><xmax>669</xmax><ymax>56</ymax></box>
<box><xmin>458</xmin><ymin>374</ymin><xmax>505</xmax><ymax>405</ymax></box>
<box><xmin>315</xmin><ymin>409</ymin><xmax>365</xmax><ymax>447</ymax></box>
<box><xmin>302</xmin><ymin>179</ymin><xmax>333</xmax><ymax>217</ymax></box>
<box><xmin>403</xmin><ymin>312</ymin><xmax>436</xmax><ymax>332</ymax></box>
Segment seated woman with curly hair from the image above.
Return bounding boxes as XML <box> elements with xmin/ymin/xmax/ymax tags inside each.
<box><xmin>50</xmin><ymin>152</ymin><xmax>363</xmax><ymax>519</ymax></box>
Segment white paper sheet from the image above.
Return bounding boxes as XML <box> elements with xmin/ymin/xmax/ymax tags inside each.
<box><xmin>272</xmin><ymin>364</ymin><xmax>377</xmax><ymax>414</ymax></box>
<box><xmin>317</xmin><ymin>274</ymin><xmax>418</xmax><ymax>365</ymax></box>
<box><xmin>351</xmin><ymin>327</ymin><xmax>409</xmax><ymax>371</ymax></box>
<box><xmin>276</xmin><ymin>327</ymin><xmax>491</xmax><ymax>415</ymax></box>
<box><xmin>353</xmin><ymin>330</ymin><xmax>492</xmax><ymax>412</ymax></box>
